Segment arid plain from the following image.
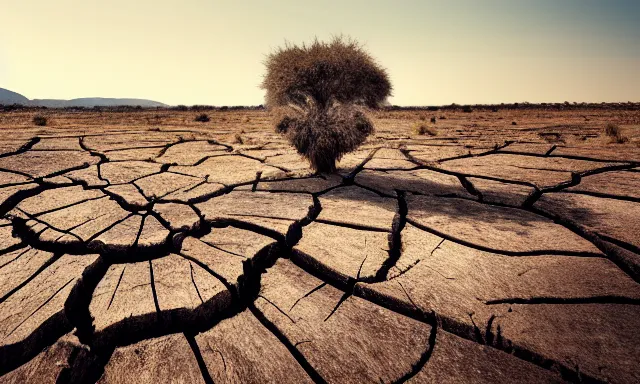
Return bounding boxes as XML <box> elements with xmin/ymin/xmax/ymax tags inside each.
<box><xmin>0</xmin><ymin>105</ymin><xmax>639</xmax><ymax>383</ymax></box>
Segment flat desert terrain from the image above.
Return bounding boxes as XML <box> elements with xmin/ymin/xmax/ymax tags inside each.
<box><xmin>0</xmin><ymin>106</ymin><xmax>639</xmax><ymax>383</ymax></box>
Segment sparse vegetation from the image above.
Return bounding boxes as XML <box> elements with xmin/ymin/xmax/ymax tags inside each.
<box><xmin>33</xmin><ymin>115</ymin><xmax>47</xmax><ymax>126</ymax></box>
<box><xmin>462</xmin><ymin>106</ymin><xmax>473</xmax><ymax>113</ymax></box>
<box><xmin>194</xmin><ymin>113</ymin><xmax>210</xmax><ymax>122</ymax></box>
<box><xmin>234</xmin><ymin>133</ymin><xmax>244</xmax><ymax>144</ymax></box>
<box><xmin>414</xmin><ymin>123</ymin><xmax>437</xmax><ymax>136</ymax></box>
<box><xmin>604</xmin><ymin>123</ymin><xmax>621</xmax><ymax>137</ymax></box>
<box><xmin>430</xmin><ymin>117</ymin><xmax>437</xmax><ymax>124</ymax></box>
<box><xmin>262</xmin><ymin>36</ymin><xmax>391</xmax><ymax>172</ymax></box>
<box><xmin>146</xmin><ymin>114</ymin><xmax>163</xmax><ymax>125</ymax></box>
<box><xmin>604</xmin><ymin>123</ymin><xmax>628</xmax><ymax>143</ymax></box>
<box><xmin>190</xmin><ymin>105</ymin><xmax>215</xmax><ymax>111</ymax></box>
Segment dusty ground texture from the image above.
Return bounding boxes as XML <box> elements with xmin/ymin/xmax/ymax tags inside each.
<box><xmin>0</xmin><ymin>107</ymin><xmax>639</xmax><ymax>383</ymax></box>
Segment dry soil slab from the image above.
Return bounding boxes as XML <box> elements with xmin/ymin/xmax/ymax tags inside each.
<box><xmin>0</xmin><ymin>126</ymin><xmax>638</xmax><ymax>383</ymax></box>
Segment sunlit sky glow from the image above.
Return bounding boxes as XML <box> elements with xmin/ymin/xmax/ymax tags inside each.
<box><xmin>1</xmin><ymin>0</ymin><xmax>639</xmax><ymax>105</ymax></box>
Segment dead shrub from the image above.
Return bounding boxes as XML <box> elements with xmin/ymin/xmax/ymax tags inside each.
<box><xmin>33</xmin><ymin>115</ymin><xmax>47</xmax><ymax>126</ymax></box>
<box><xmin>414</xmin><ymin>123</ymin><xmax>437</xmax><ymax>136</ymax></box>
<box><xmin>604</xmin><ymin>123</ymin><xmax>620</xmax><ymax>137</ymax></box>
<box><xmin>604</xmin><ymin>123</ymin><xmax>628</xmax><ymax>143</ymax></box>
<box><xmin>614</xmin><ymin>135</ymin><xmax>629</xmax><ymax>144</ymax></box>
<box><xmin>194</xmin><ymin>113</ymin><xmax>210</xmax><ymax>122</ymax></box>
<box><xmin>262</xmin><ymin>36</ymin><xmax>391</xmax><ymax>172</ymax></box>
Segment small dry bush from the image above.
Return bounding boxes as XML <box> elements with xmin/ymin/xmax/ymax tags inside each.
<box><xmin>604</xmin><ymin>123</ymin><xmax>620</xmax><ymax>136</ymax></box>
<box><xmin>194</xmin><ymin>113</ymin><xmax>210</xmax><ymax>122</ymax></box>
<box><xmin>146</xmin><ymin>114</ymin><xmax>163</xmax><ymax>125</ymax></box>
<box><xmin>262</xmin><ymin>36</ymin><xmax>391</xmax><ymax>172</ymax></box>
<box><xmin>604</xmin><ymin>123</ymin><xmax>628</xmax><ymax>143</ymax></box>
<box><xmin>614</xmin><ymin>135</ymin><xmax>629</xmax><ymax>144</ymax></box>
<box><xmin>234</xmin><ymin>133</ymin><xmax>244</xmax><ymax>144</ymax></box>
<box><xmin>414</xmin><ymin>123</ymin><xmax>437</xmax><ymax>136</ymax></box>
<box><xmin>33</xmin><ymin>115</ymin><xmax>47</xmax><ymax>126</ymax></box>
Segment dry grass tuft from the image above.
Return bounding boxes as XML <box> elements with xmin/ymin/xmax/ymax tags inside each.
<box><xmin>604</xmin><ymin>123</ymin><xmax>628</xmax><ymax>143</ymax></box>
<box><xmin>33</xmin><ymin>115</ymin><xmax>47</xmax><ymax>126</ymax></box>
<box><xmin>194</xmin><ymin>113</ymin><xmax>210</xmax><ymax>122</ymax></box>
<box><xmin>605</xmin><ymin>123</ymin><xmax>620</xmax><ymax>137</ymax></box>
<box><xmin>414</xmin><ymin>123</ymin><xmax>437</xmax><ymax>136</ymax></box>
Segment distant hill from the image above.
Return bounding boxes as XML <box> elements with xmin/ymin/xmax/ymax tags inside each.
<box><xmin>0</xmin><ymin>88</ymin><xmax>30</xmax><ymax>105</ymax></box>
<box><xmin>29</xmin><ymin>97</ymin><xmax>168</xmax><ymax>108</ymax></box>
<box><xmin>0</xmin><ymin>87</ymin><xmax>167</xmax><ymax>107</ymax></box>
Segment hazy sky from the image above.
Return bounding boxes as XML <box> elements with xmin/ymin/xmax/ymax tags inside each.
<box><xmin>1</xmin><ymin>0</ymin><xmax>639</xmax><ymax>105</ymax></box>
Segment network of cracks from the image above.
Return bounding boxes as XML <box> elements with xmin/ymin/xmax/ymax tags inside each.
<box><xmin>0</xmin><ymin>129</ymin><xmax>639</xmax><ymax>383</ymax></box>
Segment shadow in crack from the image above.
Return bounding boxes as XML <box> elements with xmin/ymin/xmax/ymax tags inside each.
<box><xmin>310</xmin><ymin>169</ymin><xmax>640</xmax><ymax>261</ymax></box>
<box><xmin>321</xmin><ymin>169</ymin><xmax>552</xmax><ymax>226</ymax></box>
<box><xmin>29</xmin><ymin>242</ymin><xmax>282</xmax><ymax>382</ymax></box>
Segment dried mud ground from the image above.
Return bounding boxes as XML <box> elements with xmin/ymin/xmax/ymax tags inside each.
<box><xmin>0</xmin><ymin>108</ymin><xmax>639</xmax><ymax>383</ymax></box>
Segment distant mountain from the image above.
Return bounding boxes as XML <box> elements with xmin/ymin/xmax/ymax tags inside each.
<box><xmin>29</xmin><ymin>97</ymin><xmax>168</xmax><ymax>108</ymax></box>
<box><xmin>0</xmin><ymin>87</ymin><xmax>167</xmax><ymax>107</ymax></box>
<box><xmin>0</xmin><ymin>88</ymin><xmax>30</xmax><ymax>105</ymax></box>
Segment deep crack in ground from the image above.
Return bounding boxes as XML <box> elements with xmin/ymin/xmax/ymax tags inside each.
<box><xmin>0</xmin><ymin>108</ymin><xmax>639</xmax><ymax>383</ymax></box>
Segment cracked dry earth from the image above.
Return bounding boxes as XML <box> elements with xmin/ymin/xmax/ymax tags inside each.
<box><xmin>0</xmin><ymin>112</ymin><xmax>639</xmax><ymax>384</ymax></box>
